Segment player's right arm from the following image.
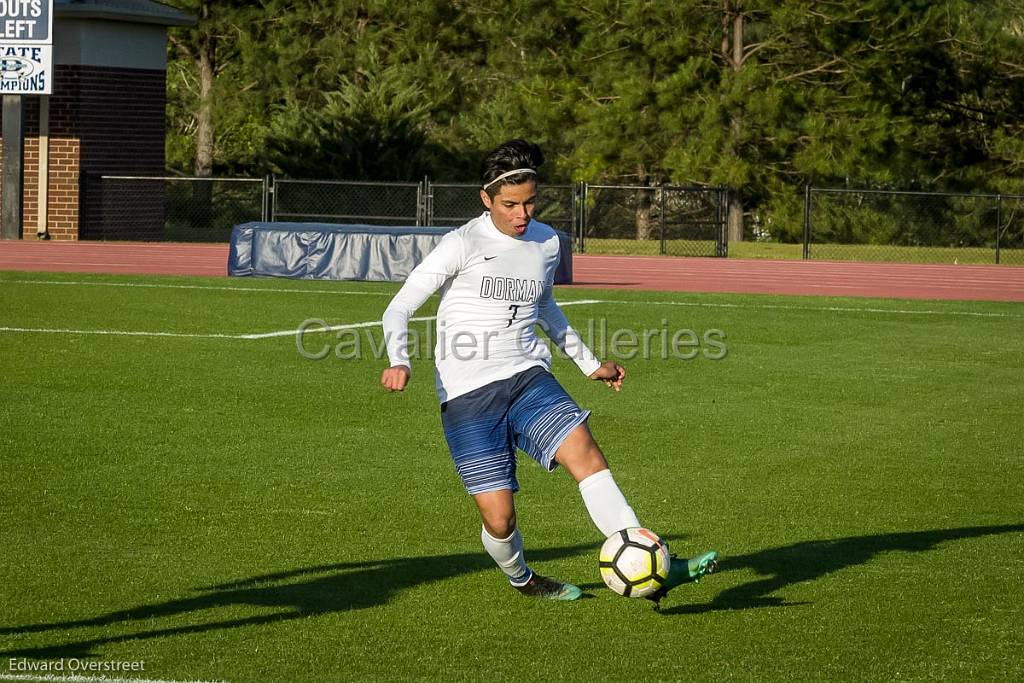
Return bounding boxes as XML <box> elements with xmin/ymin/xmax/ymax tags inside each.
<box><xmin>380</xmin><ymin>233</ymin><xmax>465</xmax><ymax>391</ymax></box>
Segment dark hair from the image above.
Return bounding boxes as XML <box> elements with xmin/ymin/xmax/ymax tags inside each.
<box><xmin>480</xmin><ymin>139</ymin><xmax>544</xmax><ymax>198</ymax></box>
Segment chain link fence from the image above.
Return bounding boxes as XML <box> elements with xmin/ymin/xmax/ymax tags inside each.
<box><xmin>83</xmin><ymin>176</ymin><xmax>265</xmax><ymax>241</ymax></box>
<box><xmin>86</xmin><ymin>176</ymin><xmax>725</xmax><ymax>255</ymax></box>
<box><xmin>85</xmin><ymin>177</ymin><xmax>1023</xmax><ymax>265</ymax></box>
<box><xmin>272</xmin><ymin>179</ymin><xmax>422</xmax><ymax>225</ymax></box>
<box><xmin>805</xmin><ymin>188</ymin><xmax>1024</xmax><ymax>265</ymax></box>
<box><xmin>425</xmin><ymin>183</ymin><xmax>575</xmax><ymax>234</ymax></box>
<box><xmin>999</xmin><ymin>195</ymin><xmax>1024</xmax><ymax>264</ymax></box>
<box><xmin>581</xmin><ymin>185</ymin><xmax>727</xmax><ymax>257</ymax></box>
<box><xmin>426</xmin><ymin>183</ymin><xmax>486</xmax><ymax>227</ymax></box>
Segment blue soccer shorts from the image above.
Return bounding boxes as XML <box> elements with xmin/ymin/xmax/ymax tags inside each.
<box><xmin>439</xmin><ymin>366</ymin><xmax>591</xmax><ymax>496</ymax></box>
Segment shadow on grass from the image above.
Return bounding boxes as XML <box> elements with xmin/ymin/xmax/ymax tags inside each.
<box><xmin>3</xmin><ymin>524</ymin><xmax>1022</xmax><ymax>656</ymax></box>
<box><xmin>0</xmin><ymin>541</ymin><xmax>598</xmax><ymax>659</ymax></box>
<box><xmin>658</xmin><ymin>523</ymin><xmax>1024</xmax><ymax>616</ymax></box>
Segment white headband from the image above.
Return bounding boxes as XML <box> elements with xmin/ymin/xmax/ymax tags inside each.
<box><xmin>482</xmin><ymin>168</ymin><xmax>537</xmax><ymax>190</ymax></box>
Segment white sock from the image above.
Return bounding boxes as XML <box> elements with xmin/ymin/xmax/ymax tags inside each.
<box><xmin>579</xmin><ymin>469</ymin><xmax>641</xmax><ymax>537</ymax></box>
<box><xmin>480</xmin><ymin>526</ymin><xmax>532</xmax><ymax>586</ymax></box>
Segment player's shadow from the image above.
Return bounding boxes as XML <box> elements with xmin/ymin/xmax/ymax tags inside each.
<box><xmin>4</xmin><ymin>524</ymin><xmax>1022</xmax><ymax>656</ymax></box>
<box><xmin>658</xmin><ymin>523</ymin><xmax>1024</xmax><ymax>616</ymax></box>
<box><xmin>0</xmin><ymin>541</ymin><xmax>597</xmax><ymax>660</ymax></box>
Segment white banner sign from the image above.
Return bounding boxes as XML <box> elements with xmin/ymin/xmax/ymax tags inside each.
<box><xmin>0</xmin><ymin>41</ymin><xmax>50</xmax><ymax>93</ymax></box>
<box><xmin>0</xmin><ymin>1</ymin><xmax>51</xmax><ymax>93</ymax></box>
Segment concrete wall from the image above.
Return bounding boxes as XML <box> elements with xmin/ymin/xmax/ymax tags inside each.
<box><xmin>54</xmin><ymin>18</ymin><xmax>167</xmax><ymax>71</ymax></box>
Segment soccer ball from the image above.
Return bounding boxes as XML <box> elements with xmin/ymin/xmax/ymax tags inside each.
<box><xmin>599</xmin><ymin>527</ymin><xmax>671</xmax><ymax>598</ymax></box>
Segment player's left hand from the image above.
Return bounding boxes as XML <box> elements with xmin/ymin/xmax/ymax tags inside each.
<box><xmin>589</xmin><ymin>361</ymin><xmax>625</xmax><ymax>392</ymax></box>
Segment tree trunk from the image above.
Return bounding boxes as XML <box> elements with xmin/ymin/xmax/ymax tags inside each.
<box><xmin>635</xmin><ymin>190</ymin><xmax>655</xmax><ymax>241</ymax></box>
<box><xmin>189</xmin><ymin>2</ymin><xmax>216</xmax><ymax>229</ymax></box>
<box><xmin>194</xmin><ymin>1</ymin><xmax>215</xmax><ymax>178</ymax></box>
<box><xmin>724</xmin><ymin>0</ymin><xmax>745</xmax><ymax>242</ymax></box>
<box><xmin>635</xmin><ymin>168</ymin><xmax>654</xmax><ymax>241</ymax></box>
<box><xmin>727</xmin><ymin>193</ymin><xmax>744</xmax><ymax>244</ymax></box>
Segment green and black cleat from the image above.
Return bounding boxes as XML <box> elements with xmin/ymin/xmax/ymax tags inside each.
<box><xmin>514</xmin><ymin>573</ymin><xmax>583</xmax><ymax>601</ymax></box>
<box><xmin>647</xmin><ymin>550</ymin><xmax>718</xmax><ymax>609</ymax></box>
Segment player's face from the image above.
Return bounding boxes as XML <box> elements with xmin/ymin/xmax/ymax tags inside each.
<box><xmin>480</xmin><ymin>181</ymin><xmax>537</xmax><ymax>238</ymax></box>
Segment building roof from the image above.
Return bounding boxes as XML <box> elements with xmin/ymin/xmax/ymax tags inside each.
<box><xmin>56</xmin><ymin>0</ymin><xmax>196</xmax><ymax>28</ymax></box>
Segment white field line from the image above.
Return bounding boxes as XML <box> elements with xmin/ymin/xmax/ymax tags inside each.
<box><xmin>0</xmin><ymin>327</ymin><xmax>245</xmax><ymax>340</ymax></box>
<box><xmin>238</xmin><ymin>316</ymin><xmax>435</xmax><ymax>340</ymax></box>
<box><xmin>4</xmin><ymin>278</ymin><xmax>393</xmax><ymax>296</ymax></box>
<box><xmin>1</xmin><ymin>298</ymin><xmax>1019</xmax><ymax>341</ymax></box>
<box><xmin>238</xmin><ymin>299</ymin><xmax>606</xmax><ymax>340</ymax></box>
<box><xmin>8</xmin><ymin>276</ymin><xmax>1019</xmax><ymax>317</ymax></box>
<box><xmin>0</xmin><ymin>674</ymin><xmax>227</xmax><ymax>683</ymax></box>
<box><xmin>0</xmin><ymin>301</ymin><xmax>604</xmax><ymax>340</ymax></box>
<box><xmin>6</xmin><ymin>275</ymin><xmax>1022</xmax><ymax>315</ymax></box>
<box><xmin>596</xmin><ymin>298</ymin><xmax>1024</xmax><ymax>319</ymax></box>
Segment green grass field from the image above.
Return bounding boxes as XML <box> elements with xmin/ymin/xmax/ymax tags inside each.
<box><xmin>1</xmin><ymin>271</ymin><xmax>1023</xmax><ymax>682</ymax></box>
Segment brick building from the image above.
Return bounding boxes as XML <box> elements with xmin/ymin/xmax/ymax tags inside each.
<box><xmin>0</xmin><ymin>0</ymin><xmax>192</xmax><ymax>240</ymax></box>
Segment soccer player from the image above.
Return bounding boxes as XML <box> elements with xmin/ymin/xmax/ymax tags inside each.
<box><xmin>380</xmin><ymin>139</ymin><xmax>716</xmax><ymax>602</ymax></box>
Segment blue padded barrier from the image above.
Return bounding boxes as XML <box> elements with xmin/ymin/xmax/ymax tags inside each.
<box><xmin>228</xmin><ymin>222</ymin><xmax>573</xmax><ymax>284</ymax></box>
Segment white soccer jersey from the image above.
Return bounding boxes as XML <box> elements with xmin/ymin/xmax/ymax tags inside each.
<box><xmin>382</xmin><ymin>213</ymin><xmax>602</xmax><ymax>402</ymax></box>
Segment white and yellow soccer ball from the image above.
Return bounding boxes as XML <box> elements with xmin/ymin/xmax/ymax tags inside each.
<box><xmin>599</xmin><ymin>527</ymin><xmax>671</xmax><ymax>598</ymax></box>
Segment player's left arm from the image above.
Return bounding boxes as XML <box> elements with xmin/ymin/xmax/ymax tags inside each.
<box><xmin>536</xmin><ymin>287</ymin><xmax>624</xmax><ymax>391</ymax></box>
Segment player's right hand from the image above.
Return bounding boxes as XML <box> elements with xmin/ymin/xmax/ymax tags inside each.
<box><xmin>380</xmin><ymin>365</ymin><xmax>411</xmax><ymax>392</ymax></box>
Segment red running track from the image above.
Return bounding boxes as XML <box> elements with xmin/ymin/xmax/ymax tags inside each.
<box><xmin>2</xmin><ymin>241</ymin><xmax>1023</xmax><ymax>302</ymax></box>
<box><xmin>569</xmin><ymin>254</ymin><xmax>1024</xmax><ymax>302</ymax></box>
<box><xmin>0</xmin><ymin>241</ymin><xmax>228</xmax><ymax>277</ymax></box>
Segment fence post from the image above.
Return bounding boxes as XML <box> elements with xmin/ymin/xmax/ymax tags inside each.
<box><xmin>411</xmin><ymin>178</ymin><xmax>419</xmax><ymax>225</ymax></box>
<box><xmin>261</xmin><ymin>175</ymin><xmax>271</xmax><ymax>221</ymax></box>
<box><xmin>659</xmin><ymin>187</ymin><xmax>666</xmax><ymax>255</ymax></box>
<box><xmin>995</xmin><ymin>194</ymin><xmax>1002</xmax><ymax>265</ymax></box>
<box><xmin>1</xmin><ymin>95</ymin><xmax>24</xmax><ymax>240</ymax></box>
<box><xmin>579</xmin><ymin>181</ymin><xmax>587</xmax><ymax>254</ymax></box>
<box><xmin>269</xmin><ymin>175</ymin><xmax>278</xmax><ymax>221</ymax></box>
<box><xmin>424</xmin><ymin>175</ymin><xmax>435</xmax><ymax>226</ymax></box>
<box><xmin>570</xmin><ymin>181</ymin><xmax>579</xmax><ymax>253</ymax></box>
<box><xmin>802</xmin><ymin>185</ymin><xmax>812</xmax><ymax>260</ymax></box>
<box><xmin>718</xmin><ymin>187</ymin><xmax>729</xmax><ymax>257</ymax></box>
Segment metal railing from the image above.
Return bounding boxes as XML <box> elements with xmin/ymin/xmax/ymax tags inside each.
<box><xmin>424</xmin><ymin>182</ymin><xmax>576</xmax><ymax>235</ymax></box>
<box><xmin>272</xmin><ymin>179</ymin><xmax>421</xmax><ymax>225</ymax></box>
<box><xmin>85</xmin><ymin>176</ymin><xmax>1024</xmax><ymax>265</ymax></box>
<box><xmin>581</xmin><ymin>184</ymin><xmax>728</xmax><ymax>257</ymax></box>
<box><xmin>87</xmin><ymin>175</ymin><xmax>727</xmax><ymax>255</ymax></box>
<box><xmin>804</xmin><ymin>187</ymin><xmax>1024</xmax><ymax>265</ymax></box>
